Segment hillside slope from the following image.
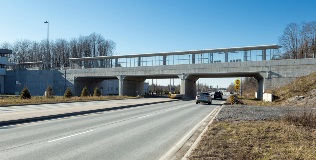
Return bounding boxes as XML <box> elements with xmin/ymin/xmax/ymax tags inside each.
<box><xmin>272</xmin><ymin>71</ymin><xmax>316</xmax><ymax>107</ymax></box>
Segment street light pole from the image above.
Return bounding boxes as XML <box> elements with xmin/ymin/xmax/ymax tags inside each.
<box><xmin>44</xmin><ymin>21</ymin><xmax>49</xmax><ymax>69</ymax></box>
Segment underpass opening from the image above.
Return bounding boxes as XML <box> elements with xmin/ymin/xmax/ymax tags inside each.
<box><xmin>182</xmin><ymin>72</ymin><xmax>265</xmax><ymax>100</ymax></box>
<box><xmin>74</xmin><ymin>77</ymin><xmax>117</xmax><ymax>96</ymax></box>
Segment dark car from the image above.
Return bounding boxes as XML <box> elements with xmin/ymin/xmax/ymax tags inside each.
<box><xmin>213</xmin><ymin>91</ymin><xmax>223</xmax><ymax>99</ymax></box>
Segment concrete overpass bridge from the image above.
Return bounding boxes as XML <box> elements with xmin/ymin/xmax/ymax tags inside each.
<box><xmin>64</xmin><ymin>44</ymin><xmax>316</xmax><ymax>100</ymax></box>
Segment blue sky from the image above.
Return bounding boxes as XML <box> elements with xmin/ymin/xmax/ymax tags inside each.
<box><xmin>1</xmin><ymin>0</ymin><xmax>315</xmax><ymax>88</ymax></box>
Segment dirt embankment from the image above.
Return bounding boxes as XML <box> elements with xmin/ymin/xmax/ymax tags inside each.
<box><xmin>271</xmin><ymin>71</ymin><xmax>316</xmax><ymax>108</ymax></box>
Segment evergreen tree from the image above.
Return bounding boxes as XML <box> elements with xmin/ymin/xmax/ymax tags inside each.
<box><xmin>45</xmin><ymin>86</ymin><xmax>54</xmax><ymax>98</ymax></box>
<box><xmin>64</xmin><ymin>87</ymin><xmax>73</xmax><ymax>98</ymax></box>
<box><xmin>81</xmin><ymin>86</ymin><xmax>89</xmax><ymax>97</ymax></box>
<box><xmin>20</xmin><ymin>87</ymin><xmax>31</xmax><ymax>99</ymax></box>
<box><xmin>93</xmin><ymin>87</ymin><xmax>101</xmax><ymax>97</ymax></box>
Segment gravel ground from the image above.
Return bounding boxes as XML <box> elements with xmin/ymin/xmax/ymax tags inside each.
<box><xmin>215</xmin><ymin>105</ymin><xmax>316</xmax><ymax>121</ymax></box>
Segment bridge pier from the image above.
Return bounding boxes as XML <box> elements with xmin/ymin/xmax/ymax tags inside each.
<box><xmin>256</xmin><ymin>78</ymin><xmax>264</xmax><ymax>100</ymax></box>
<box><xmin>179</xmin><ymin>74</ymin><xmax>198</xmax><ymax>99</ymax></box>
<box><xmin>117</xmin><ymin>75</ymin><xmax>145</xmax><ymax>96</ymax></box>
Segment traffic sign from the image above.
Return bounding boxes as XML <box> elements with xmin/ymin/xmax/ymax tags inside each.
<box><xmin>235</xmin><ymin>79</ymin><xmax>241</xmax><ymax>85</ymax></box>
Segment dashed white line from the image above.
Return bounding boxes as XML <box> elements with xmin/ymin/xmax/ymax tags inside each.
<box><xmin>48</xmin><ymin>129</ymin><xmax>94</xmax><ymax>143</ymax></box>
<box><xmin>45</xmin><ymin>102</ymin><xmax>191</xmax><ymax>143</ymax></box>
<box><xmin>138</xmin><ymin>114</ymin><xmax>153</xmax><ymax>118</ymax></box>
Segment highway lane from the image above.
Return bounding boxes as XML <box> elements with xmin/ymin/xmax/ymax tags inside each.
<box><xmin>0</xmin><ymin>99</ymin><xmax>222</xmax><ymax>160</ymax></box>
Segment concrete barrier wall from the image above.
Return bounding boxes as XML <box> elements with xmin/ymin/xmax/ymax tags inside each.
<box><xmin>5</xmin><ymin>70</ymin><xmax>70</xmax><ymax>96</ymax></box>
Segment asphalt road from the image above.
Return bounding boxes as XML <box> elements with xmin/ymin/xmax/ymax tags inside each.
<box><xmin>0</xmin><ymin>99</ymin><xmax>222</xmax><ymax>160</ymax></box>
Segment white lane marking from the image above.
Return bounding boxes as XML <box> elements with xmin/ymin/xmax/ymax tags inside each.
<box><xmin>46</xmin><ymin>101</ymin><xmax>192</xmax><ymax>143</ymax></box>
<box><xmin>48</xmin><ymin>129</ymin><xmax>94</xmax><ymax>143</ymax></box>
<box><xmin>138</xmin><ymin>114</ymin><xmax>153</xmax><ymax>118</ymax></box>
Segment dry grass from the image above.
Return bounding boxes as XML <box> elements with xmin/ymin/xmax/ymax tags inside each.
<box><xmin>189</xmin><ymin>120</ymin><xmax>316</xmax><ymax>160</ymax></box>
<box><xmin>284</xmin><ymin>109</ymin><xmax>316</xmax><ymax>129</ymax></box>
<box><xmin>192</xmin><ymin>72</ymin><xmax>316</xmax><ymax>159</ymax></box>
<box><xmin>272</xmin><ymin>72</ymin><xmax>316</xmax><ymax>102</ymax></box>
<box><xmin>241</xmin><ymin>99</ymin><xmax>277</xmax><ymax>106</ymax></box>
<box><xmin>0</xmin><ymin>95</ymin><xmax>132</xmax><ymax>106</ymax></box>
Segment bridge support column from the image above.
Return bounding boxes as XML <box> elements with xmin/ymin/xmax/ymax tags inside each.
<box><xmin>117</xmin><ymin>75</ymin><xmax>126</xmax><ymax>96</ymax></box>
<box><xmin>178</xmin><ymin>74</ymin><xmax>198</xmax><ymax>99</ymax></box>
<box><xmin>257</xmin><ymin>78</ymin><xmax>264</xmax><ymax>100</ymax></box>
<box><xmin>117</xmin><ymin>76</ymin><xmax>145</xmax><ymax>96</ymax></box>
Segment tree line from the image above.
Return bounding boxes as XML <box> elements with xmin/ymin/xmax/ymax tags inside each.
<box><xmin>228</xmin><ymin>21</ymin><xmax>316</xmax><ymax>98</ymax></box>
<box><xmin>0</xmin><ymin>33</ymin><xmax>115</xmax><ymax>69</ymax></box>
<box><xmin>279</xmin><ymin>21</ymin><xmax>316</xmax><ymax>59</ymax></box>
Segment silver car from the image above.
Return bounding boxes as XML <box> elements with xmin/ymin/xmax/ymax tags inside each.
<box><xmin>196</xmin><ymin>92</ymin><xmax>212</xmax><ymax>104</ymax></box>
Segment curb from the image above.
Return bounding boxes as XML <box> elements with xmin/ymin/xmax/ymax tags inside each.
<box><xmin>0</xmin><ymin>99</ymin><xmax>178</xmax><ymax>127</ymax></box>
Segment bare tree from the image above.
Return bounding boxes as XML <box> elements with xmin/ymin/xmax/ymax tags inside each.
<box><xmin>52</xmin><ymin>39</ymin><xmax>69</xmax><ymax>68</ymax></box>
<box><xmin>226</xmin><ymin>83</ymin><xmax>235</xmax><ymax>93</ymax></box>
<box><xmin>242</xmin><ymin>77</ymin><xmax>258</xmax><ymax>92</ymax></box>
<box><xmin>279</xmin><ymin>21</ymin><xmax>316</xmax><ymax>59</ymax></box>
<box><xmin>279</xmin><ymin>23</ymin><xmax>300</xmax><ymax>59</ymax></box>
<box><xmin>301</xmin><ymin>21</ymin><xmax>316</xmax><ymax>58</ymax></box>
<box><xmin>1</xmin><ymin>33</ymin><xmax>116</xmax><ymax>69</ymax></box>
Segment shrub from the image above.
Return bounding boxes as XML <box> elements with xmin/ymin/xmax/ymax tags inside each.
<box><xmin>45</xmin><ymin>86</ymin><xmax>54</xmax><ymax>98</ymax></box>
<box><xmin>81</xmin><ymin>86</ymin><xmax>89</xmax><ymax>97</ymax></box>
<box><xmin>93</xmin><ymin>87</ymin><xmax>101</xmax><ymax>97</ymax></box>
<box><xmin>20</xmin><ymin>87</ymin><xmax>31</xmax><ymax>99</ymax></box>
<box><xmin>64</xmin><ymin>87</ymin><xmax>73</xmax><ymax>98</ymax></box>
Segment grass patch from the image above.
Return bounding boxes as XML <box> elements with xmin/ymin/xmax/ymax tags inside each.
<box><xmin>189</xmin><ymin>120</ymin><xmax>316</xmax><ymax>160</ymax></box>
<box><xmin>0</xmin><ymin>95</ymin><xmax>133</xmax><ymax>106</ymax></box>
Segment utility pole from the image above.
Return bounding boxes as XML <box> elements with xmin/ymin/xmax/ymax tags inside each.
<box><xmin>44</xmin><ymin>21</ymin><xmax>49</xmax><ymax>69</ymax></box>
